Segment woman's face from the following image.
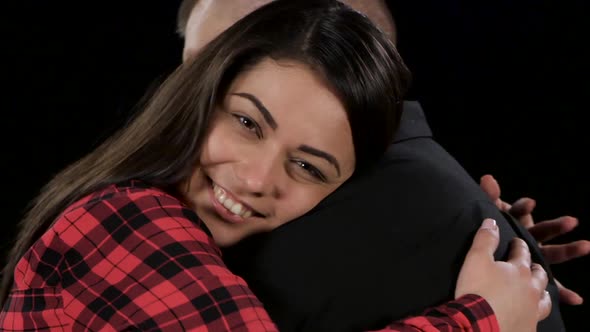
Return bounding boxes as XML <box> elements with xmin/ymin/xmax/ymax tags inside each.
<box><xmin>185</xmin><ymin>58</ymin><xmax>355</xmax><ymax>247</ymax></box>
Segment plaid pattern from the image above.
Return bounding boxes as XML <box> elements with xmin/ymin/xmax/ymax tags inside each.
<box><xmin>1</xmin><ymin>181</ymin><xmax>498</xmax><ymax>331</ymax></box>
<box><xmin>381</xmin><ymin>294</ymin><xmax>499</xmax><ymax>332</ymax></box>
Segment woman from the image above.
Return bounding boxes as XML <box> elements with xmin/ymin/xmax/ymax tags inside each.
<box><xmin>1</xmin><ymin>1</ymin><xmax>549</xmax><ymax>331</ymax></box>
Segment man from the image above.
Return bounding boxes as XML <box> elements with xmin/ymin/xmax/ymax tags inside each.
<box><xmin>177</xmin><ymin>1</ymin><xmax>589</xmax><ymax>331</ymax></box>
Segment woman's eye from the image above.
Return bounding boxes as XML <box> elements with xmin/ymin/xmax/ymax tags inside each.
<box><xmin>234</xmin><ymin>114</ymin><xmax>262</xmax><ymax>138</ymax></box>
<box><xmin>294</xmin><ymin>160</ymin><xmax>326</xmax><ymax>182</ymax></box>
<box><xmin>238</xmin><ymin>116</ymin><xmax>255</xmax><ymax>130</ymax></box>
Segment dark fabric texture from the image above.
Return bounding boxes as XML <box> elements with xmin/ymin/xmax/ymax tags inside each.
<box><xmin>224</xmin><ymin>102</ymin><xmax>565</xmax><ymax>332</ymax></box>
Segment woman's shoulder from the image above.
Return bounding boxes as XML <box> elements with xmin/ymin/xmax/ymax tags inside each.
<box><xmin>63</xmin><ymin>180</ymin><xmax>180</xmax><ymax>213</ymax></box>
<box><xmin>53</xmin><ymin>180</ymin><xmax>216</xmax><ymax>251</ymax></box>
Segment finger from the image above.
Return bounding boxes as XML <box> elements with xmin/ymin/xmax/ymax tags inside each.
<box><xmin>480</xmin><ymin>175</ymin><xmax>501</xmax><ymax>202</ymax></box>
<box><xmin>507</xmin><ymin>238</ymin><xmax>532</xmax><ymax>269</ymax></box>
<box><xmin>479</xmin><ymin>175</ymin><xmax>514</xmax><ymax>212</ymax></box>
<box><xmin>468</xmin><ymin>218</ymin><xmax>499</xmax><ymax>259</ymax></box>
<box><xmin>530</xmin><ymin>263</ymin><xmax>549</xmax><ymax>292</ymax></box>
<box><xmin>509</xmin><ymin>197</ymin><xmax>536</xmax><ymax>221</ymax></box>
<box><xmin>499</xmin><ymin>200</ymin><xmax>512</xmax><ymax>213</ymax></box>
<box><xmin>528</xmin><ymin>216</ymin><xmax>578</xmax><ymax>243</ymax></box>
<box><xmin>540</xmin><ymin>240</ymin><xmax>590</xmax><ymax>264</ymax></box>
<box><xmin>517</xmin><ymin>213</ymin><xmax>535</xmax><ymax>231</ymax></box>
<box><xmin>538</xmin><ymin>290</ymin><xmax>552</xmax><ymax>321</ymax></box>
<box><xmin>531</xmin><ymin>264</ymin><xmax>551</xmax><ymax>321</ymax></box>
<box><xmin>555</xmin><ymin>279</ymin><xmax>584</xmax><ymax>305</ymax></box>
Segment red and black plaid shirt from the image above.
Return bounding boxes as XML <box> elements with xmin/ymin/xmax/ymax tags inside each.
<box><xmin>1</xmin><ymin>181</ymin><xmax>498</xmax><ymax>331</ymax></box>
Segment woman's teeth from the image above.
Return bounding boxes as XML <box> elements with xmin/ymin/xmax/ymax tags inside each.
<box><xmin>213</xmin><ymin>184</ymin><xmax>253</xmax><ymax>218</ymax></box>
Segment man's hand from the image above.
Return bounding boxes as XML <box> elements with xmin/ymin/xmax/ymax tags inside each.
<box><xmin>480</xmin><ymin>174</ymin><xmax>590</xmax><ymax>305</ymax></box>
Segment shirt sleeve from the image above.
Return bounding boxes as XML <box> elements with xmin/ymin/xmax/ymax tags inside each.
<box><xmin>57</xmin><ymin>189</ymin><xmax>498</xmax><ymax>332</ymax></box>
<box><xmin>372</xmin><ymin>294</ymin><xmax>499</xmax><ymax>332</ymax></box>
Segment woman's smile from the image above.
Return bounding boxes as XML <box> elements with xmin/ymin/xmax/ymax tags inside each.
<box><xmin>208</xmin><ymin>177</ymin><xmax>265</xmax><ymax>224</ymax></box>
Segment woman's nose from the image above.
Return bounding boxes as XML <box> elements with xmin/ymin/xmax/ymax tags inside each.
<box><xmin>234</xmin><ymin>153</ymin><xmax>282</xmax><ymax>198</ymax></box>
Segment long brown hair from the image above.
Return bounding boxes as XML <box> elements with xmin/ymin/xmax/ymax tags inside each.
<box><xmin>1</xmin><ymin>0</ymin><xmax>410</xmax><ymax>306</ymax></box>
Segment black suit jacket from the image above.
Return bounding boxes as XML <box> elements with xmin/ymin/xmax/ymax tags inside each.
<box><xmin>224</xmin><ymin>101</ymin><xmax>565</xmax><ymax>331</ymax></box>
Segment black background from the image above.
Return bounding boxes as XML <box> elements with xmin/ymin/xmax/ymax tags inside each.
<box><xmin>4</xmin><ymin>0</ymin><xmax>588</xmax><ymax>329</ymax></box>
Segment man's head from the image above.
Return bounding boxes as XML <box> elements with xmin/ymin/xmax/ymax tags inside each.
<box><xmin>177</xmin><ymin>0</ymin><xmax>397</xmax><ymax>61</ymax></box>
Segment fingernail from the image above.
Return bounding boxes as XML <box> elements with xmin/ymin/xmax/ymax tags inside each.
<box><xmin>482</xmin><ymin>218</ymin><xmax>497</xmax><ymax>230</ymax></box>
